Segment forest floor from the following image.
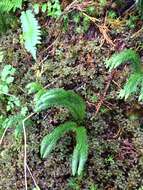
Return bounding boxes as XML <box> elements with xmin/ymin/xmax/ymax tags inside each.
<box><xmin>1</xmin><ymin>0</ymin><xmax>143</xmax><ymax>190</ymax></box>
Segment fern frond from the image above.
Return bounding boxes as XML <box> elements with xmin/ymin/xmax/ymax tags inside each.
<box><xmin>0</xmin><ymin>0</ymin><xmax>22</xmax><ymax>12</ymax></box>
<box><xmin>105</xmin><ymin>49</ymin><xmax>141</xmax><ymax>72</ymax></box>
<box><xmin>40</xmin><ymin>121</ymin><xmax>77</xmax><ymax>158</ymax></box>
<box><xmin>20</xmin><ymin>10</ymin><xmax>41</xmax><ymax>60</ymax></box>
<box><xmin>118</xmin><ymin>73</ymin><xmax>142</xmax><ymax>100</ymax></box>
<box><xmin>35</xmin><ymin>88</ymin><xmax>86</xmax><ymax>121</ymax></box>
<box><xmin>72</xmin><ymin>127</ymin><xmax>88</xmax><ymax>176</ymax></box>
<box><xmin>105</xmin><ymin>49</ymin><xmax>143</xmax><ymax>100</ymax></box>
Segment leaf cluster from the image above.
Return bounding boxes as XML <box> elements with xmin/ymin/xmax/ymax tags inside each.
<box><xmin>27</xmin><ymin>83</ymin><xmax>88</xmax><ymax>175</ymax></box>
<box><xmin>0</xmin><ymin>0</ymin><xmax>22</xmax><ymax>13</ymax></box>
<box><xmin>105</xmin><ymin>49</ymin><xmax>143</xmax><ymax>101</ymax></box>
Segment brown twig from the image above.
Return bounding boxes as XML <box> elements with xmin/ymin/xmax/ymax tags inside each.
<box><xmin>95</xmin><ymin>71</ymin><xmax>115</xmax><ymax>115</ymax></box>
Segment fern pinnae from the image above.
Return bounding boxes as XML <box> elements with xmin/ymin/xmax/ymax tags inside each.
<box><xmin>72</xmin><ymin>127</ymin><xmax>88</xmax><ymax>176</ymax></box>
<box><xmin>35</xmin><ymin>88</ymin><xmax>86</xmax><ymax>121</ymax></box>
<box><xmin>0</xmin><ymin>0</ymin><xmax>22</xmax><ymax>12</ymax></box>
<box><xmin>40</xmin><ymin>122</ymin><xmax>77</xmax><ymax>158</ymax></box>
<box><xmin>20</xmin><ymin>10</ymin><xmax>41</xmax><ymax>60</ymax></box>
<box><xmin>118</xmin><ymin>72</ymin><xmax>142</xmax><ymax>100</ymax></box>
<box><xmin>105</xmin><ymin>49</ymin><xmax>142</xmax><ymax>72</ymax></box>
<box><xmin>105</xmin><ymin>49</ymin><xmax>143</xmax><ymax>100</ymax></box>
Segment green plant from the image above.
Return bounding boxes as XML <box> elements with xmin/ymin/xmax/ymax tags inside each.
<box><xmin>0</xmin><ymin>107</ymin><xmax>29</xmax><ymax>138</ymax></box>
<box><xmin>99</xmin><ymin>0</ymin><xmax>107</xmax><ymax>7</ymax></box>
<box><xmin>20</xmin><ymin>10</ymin><xmax>41</xmax><ymax>60</ymax></box>
<box><xmin>47</xmin><ymin>0</ymin><xmax>62</xmax><ymax>18</ymax></box>
<box><xmin>136</xmin><ymin>0</ymin><xmax>143</xmax><ymax>14</ymax></box>
<box><xmin>0</xmin><ymin>64</ymin><xmax>16</xmax><ymax>94</ymax></box>
<box><xmin>89</xmin><ymin>183</ymin><xmax>99</xmax><ymax>190</ymax></box>
<box><xmin>33</xmin><ymin>0</ymin><xmax>62</xmax><ymax>18</ymax></box>
<box><xmin>138</xmin><ymin>186</ymin><xmax>143</xmax><ymax>190</ymax></box>
<box><xmin>0</xmin><ymin>65</ymin><xmax>21</xmax><ymax>110</ymax></box>
<box><xmin>105</xmin><ymin>49</ymin><xmax>143</xmax><ymax>100</ymax></box>
<box><xmin>0</xmin><ymin>65</ymin><xmax>31</xmax><ymax>138</ymax></box>
<box><xmin>126</xmin><ymin>15</ymin><xmax>138</xmax><ymax>29</ymax></box>
<box><xmin>67</xmin><ymin>177</ymin><xmax>81</xmax><ymax>190</ymax></box>
<box><xmin>0</xmin><ymin>0</ymin><xmax>23</xmax><ymax>13</ymax></box>
<box><xmin>27</xmin><ymin>83</ymin><xmax>88</xmax><ymax>176</ymax></box>
<box><xmin>35</xmin><ymin>88</ymin><xmax>86</xmax><ymax>121</ymax></box>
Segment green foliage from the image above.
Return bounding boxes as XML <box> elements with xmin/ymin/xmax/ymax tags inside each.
<box><xmin>108</xmin><ymin>10</ymin><xmax>117</xmax><ymax>19</ymax></box>
<box><xmin>0</xmin><ymin>107</ymin><xmax>29</xmax><ymax>138</ymax></box>
<box><xmin>0</xmin><ymin>65</ymin><xmax>30</xmax><ymax>138</ymax></box>
<box><xmin>0</xmin><ymin>64</ymin><xmax>22</xmax><ymax>111</ymax></box>
<box><xmin>126</xmin><ymin>16</ymin><xmax>138</xmax><ymax>29</ymax></box>
<box><xmin>47</xmin><ymin>0</ymin><xmax>61</xmax><ymax>18</ymax></box>
<box><xmin>40</xmin><ymin>121</ymin><xmax>77</xmax><ymax>158</ymax></box>
<box><xmin>99</xmin><ymin>0</ymin><xmax>107</xmax><ymax>7</ymax></box>
<box><xmin>26</xmin><ymin>82</ymin><xmax>43</xmax><ymax>94</ymax></box>
<box><xmin>33</xmin><ymin>0</ymin><xmax>62</xmax><ymax>18</ymax></box>
<box><xmin>0</xmin><ymin>65</ymin><xmax>16</xmax><ymax>94</ymax></box>
<box><xmin>67</xmin><ymin>177</ymin><xmax>81</xmax><ymax>190</ymax></box>
<box><xmin>89</xmin><ymin>184</ymin><xmax>99</xmax><ymax>190</ymax></box>
<box><xmin>35</xmin><ymin>88</ymin><xmax>86</xmax><ymax>121</ymax></box>
<box><xmin>138</xmin><ymin>186</ymin><xmax>143</xmax><ymax>190</ymax></box>
<box><xmin>6</xmin><ymin>95</ymin><xmax>21</xmax><ymax>111</ymax></box>
<box><xmin>105</xmin><ymin>49</ymin><xmax>141</xmax><ymax>72</ymax></box>
<box><xmin>105</xmin><ymin>49</ymin><xmax>143</xmax><ymax>100</ymax></box>
<box><xmin>20</xmin><ymin>10</ymin><xmax>41</xmax><ymax>60</ymax></box>
<box><xmin>26</xmin><ymin>82</ymin><xmax>46</xmax><ymax>102</ymax></box>
<box><xmin>136</xmin><ymin>0</ymin><xmax>143</xmax><ymax>14</ymax></box>
<box><xmin>29</xmin><ymin>85</ymin><xmax>88</xmax><ymax>175</ymax></box>
<box><xmin>0</xmin><ymin>0</ymin><xmax>22</xmax><ymax>12</ymax></box>
<box><xmin>72</xmin><ymin>127</ymin><xmax>88</xmax><ymax>176</ymax></box>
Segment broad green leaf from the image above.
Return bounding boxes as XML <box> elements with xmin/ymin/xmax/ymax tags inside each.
<box><xmin>72</xmin><ymin>127</ymin><xmax>88</xmax><ymax>176</ymax></box>
<box><xmin>40</xmin><ymin>121</ymin><xmax>77</xmax><ymax>158</ymax></box>
<box><xmin>35</xmin><ymin>88</ymin><xmax>86</xmax><ymax>121</ymax></box>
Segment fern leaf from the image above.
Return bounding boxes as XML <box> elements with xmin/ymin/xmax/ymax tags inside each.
<box><xmin>105</xmin><ymin>49</ymin><xmax>141</xmax><ymax>72</ymax></box>
<box><xmin>35</xmin><ymin>88</ymin><xmax>86</xmax><ymax>121</ymax></box>
<box><xmin>0</xmin><ymin>0</ymin><xmax>22</xmax><ymax>12</ymax></box>
<box><xmin>40</xmin><ymin>121</ymin><xmax>77</xmax><ymax>158</ymax></box>
<box><xmin>20</xmin><ymin>10</ymin><xmax>41</xmax><ymax>60</ymax></box>
<box><xmin>72</xmin><ymin>127</ymin><xmax>88</xmax><ymax>176</ymax></box>
<box><xmin>118</xmin><ymin>73</ymin><xmax>142</xmax><ymax>100</ymax></box>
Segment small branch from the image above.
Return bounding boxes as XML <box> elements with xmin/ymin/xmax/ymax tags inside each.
<box><xmin>0</xmin><ymin>126</ymin><xmax>9</xmax><ymax>146</ymax></box>
<box><xmin>0</xmin><ymin>91</ymin><xmax>16</xmax><ymax>97</ymax></box>
<box><xmin>95</xmin><ymin>71</ymin><xmax>115</xmax><ymax>115</ymax></box>
<box><xmin>22</xmin><ymin>113</ymin><xmax>35</xmax><ymax>190</ymax></box>
<box><xmin>26</xmin><ymin>163</ymin><xmax>40</xmax><ymax>189</ymax></box>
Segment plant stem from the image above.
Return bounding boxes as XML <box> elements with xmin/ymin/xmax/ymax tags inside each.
<box><xmin>22</xmin><ymin>113</ymin><xmax>35</xmax><ymax>190</ymax></box>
